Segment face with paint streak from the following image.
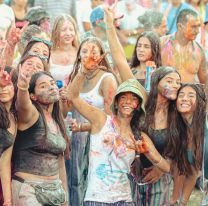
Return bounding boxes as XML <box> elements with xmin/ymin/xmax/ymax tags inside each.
<box><xmin>176</xmin><ymin>86</ymin><xmax>197</xmax><ymax>115</ymax></box>
<box><xmin>80</xmin><ymin>42</ymin><xmax>101</xmax><ymax>69</ymax></box>
<box><xmin>32</xmin><ymin>74</ymin><xmax>59</xmax><ymax>105</ymax></box>
<box><xmin>136</xmin><ymin>37</ymin><xmax>152</xmax><ymax>63</ymax></box>
<box><xmin>181</xmin><ymin>15</ymin><xmax>200</xmax><ymax>40</ymax></box>
<box><xmin>59</xmin><ymin>20</ymin><xmax>75</xmax><ymax>45</ymax></box>
<box><xmin>116</xmin><ymin>92</ymin><xmax>140</xmax><ymax>116</ymax></box>
<box><xmin>158</xmin><ymin>72</ymin><xmax>181</xmax><ymax>100</ymax></box>
<box><xmin>0</xmin><ymin>82</ymin><xmax>14</xmax><ymax>103</ymax></box>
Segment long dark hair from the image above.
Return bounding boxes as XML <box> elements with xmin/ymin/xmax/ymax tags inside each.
<box><xmin>143</xmin><ymin>66</ymin><xmax>181</xmax><ymax>164</ymax></box>
<box><xmin>0</xmin><ymin>66</ymin><xmax>18</xmax><ymax>129</ymax></box>
<box><xmin>176</xmin><ymin>84</ymin><xmax>206</xmax><ymax>175</ymax></box>
<box><xmin>130</xmin><ymin>31</ymin><xmax>162</xmax><ymax>69</ymax></box>
<box><xmin>28</xmin><ymin>71</ymin><xmax>70</xmax><ymax>156</ymax></box>
<box><xmin>69</xmin><ymin>37</ymin><xmax>118</xmax><ymax>83</ymax></box>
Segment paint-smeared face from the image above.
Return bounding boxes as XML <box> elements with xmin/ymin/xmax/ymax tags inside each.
<box><xmin>60</xmin><ymin>20</ymin><xmax>75</xmax><ymax>44</ymax></box>
<box><xmin>136</xmin><ymin>37</ymin><xmax>152</xmax><ymax>63</ymax></box>
<box><xmin>183</xmin><ymin>15</ymin><xmax>200</xmax><ymax>40</ymax></box>
<box><xmin>158</xmin><ymin>72</ymin><xmax>181</xmax><ymax>100</ymax></box>
<box><xmin>176</xmin><ymin>86</ymin><xmax>197</xmax><ymax>114</ymax></box>
<box><xmin>30</xmin><ymin>42</ymin><xmax>50</xmax><ymax>59</ymax></box>
<box><xmin>80</xmin><ymin>42</ymin><xmax>101</xmax><ymax>69</ymax></box>
<box><xmin>154</xmin><ymin>16</ymin><xmax>168</xmax><ymax>37</ymax></box>
<box><xmin>21</xmin><ymin>56</ymin><xmax>44</xmax><ymax>74</ymax></box>
<box><xmin>33</xmin><ymin>74</ymin><xmax>59</xmax><ymax>105</ymax></box>
<box><xmin>116</xmin><ymin>92</ymin><xmax>140</xmax><ymax>116</ymax></box>
<box><xmin>0</xmin><ymin>82</ymin><xmax>14</xmax><ymax>103</ymax></box>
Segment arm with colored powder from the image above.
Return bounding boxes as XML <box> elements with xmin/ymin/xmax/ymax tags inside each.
<box><xmin>100</xmin><ymin>74</ymin><xmax>117</xmax><ymax>115</ymax></box>
<box><xmin>69</xmin><ymin>66</ymin><xmax>107</xmax><ymax>133</ymax></box>
<box><xmin>103</xmin><ymin>6</ymin><xmax>148</xmax><ymax>103</ymax></box>
<box><xmin>16</xmin><ymin>65</ymin><xmax>39</xmax><ymax>125</ymax></box>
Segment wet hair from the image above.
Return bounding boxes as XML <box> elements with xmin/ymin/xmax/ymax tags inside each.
<box><xmin>176</xmin><ymin>9</ymin><xmax>198</xmax><ymax>25</ymax></box>
<box><xmin>28</xmin><ymin>71</ymin><xmax>70</xmax><ymax>156</ymax></box>
<box><xmin>176</xmin><ymin>83</ymin><xmax>206</xmax><ymax>175</ymax></box>
<box><xmin>18</xmin><ymin>52</ymin><xmax>49</xmax><ymax>72</ymax></box>
<box><xmin>20</xmin><ymin>25</ymin><xmax>44</xmax><ymax>51</ymax></box>
<box><xmin>143</xmin><ymin>66</ymin><xmax>181</xmax><ymax>161</ymax></box>
<box><xmin>130</xmin><ymin>31</ymin><xmax>162</xmax><ymax>69</ymax></box>
<box><xmin>0</xmin><ymin>66</ymin><xmax>18</xmax><ymax>129</ymax></box>
<box><xmin>51</xmin><ymin>14</ymin><xmax>80</xmax><ymax>51</ymax></box>
<box><xmin>21</xmin><ymin>39</ymin><xmax>51</xmax><ymax>63</ymax></box>
<box><xmin>138</xmin><ymin>10</ymin><xmax>164</xmax><ymax>31</ymax></box>
<box><xmin>69</xmin><ymin>37</ymin><xmax>118</xmax><ymax>83</ymax></box>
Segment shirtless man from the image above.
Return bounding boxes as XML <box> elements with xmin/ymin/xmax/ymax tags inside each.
<box><xmin>161</xmin><ymin>9</ymin><xmax>207</xmax><ymax>83</ymax></box>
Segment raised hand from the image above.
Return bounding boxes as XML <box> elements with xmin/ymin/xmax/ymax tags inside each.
<box><xmin>17</xmin><ymin>64</ymin><xmax>31</xmax><ymax>90</ymax></box>
<box><xmin>0</xmin><ymin>62</ymin><xmax>13</xmax><ymax>87</ymax></box>
<box><xmin>127</xmin><ymin>133</ymin><xmax>149</xmax><ymax>153</ymax></box>
<box><xmin>7</xmin><ymin>21</ymin><xmax>29</xmax><ymax>47</ymax></box>
<box><xmin>83</xmin><ymin>45</ymin><xmax>108</xmax><ymax>70</ymax></box>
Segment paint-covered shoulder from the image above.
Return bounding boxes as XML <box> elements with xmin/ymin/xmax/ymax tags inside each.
<box><xmin>160</xmin><ymin>34</ymin><xmax>174</xmax><ymax>48</ymax></box>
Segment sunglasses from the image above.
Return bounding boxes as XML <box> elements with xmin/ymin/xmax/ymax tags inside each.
<box><xmin>27</xmin><ymin>51</ymin><xmax>48</xmax><ymax>61</ymax></box>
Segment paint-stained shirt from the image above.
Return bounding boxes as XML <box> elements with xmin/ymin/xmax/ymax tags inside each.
<box><xmin>84</xmin><ymin>115</ymin><xmax>135</xmax><ymax>203</ymax></box>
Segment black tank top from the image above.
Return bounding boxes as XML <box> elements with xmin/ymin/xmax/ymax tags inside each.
<box><xmin>0</xmin><ymin>129</ymin><xmax>14</xmax><ymax>156</ymax></box>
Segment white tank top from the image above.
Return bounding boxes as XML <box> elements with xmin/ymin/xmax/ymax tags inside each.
<box><xmin>84</xmin><ymin>115</ymin><xmax>135</xmax><ymax>203</ymax></box>
<box><xmin>80</xmin><ymin>73</ymin><xmax>115</xmax><ymax>110</ymax></box>
<box><xmin>50</xmin><ymin>62</ymin><xmax>74</xmax><ymax>85</ymax></box>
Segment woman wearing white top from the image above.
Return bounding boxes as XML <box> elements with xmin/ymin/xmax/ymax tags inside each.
<box><xmin>50</xmin><ymin>14</ymin><xmax>79</xmax><ymax>85</ymax></box>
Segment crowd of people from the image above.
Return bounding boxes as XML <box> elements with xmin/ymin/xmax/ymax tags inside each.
<box><xmin>0</xmin><ymin>0</ymin><xmax>208</xmax><ymax>206</ymax></box>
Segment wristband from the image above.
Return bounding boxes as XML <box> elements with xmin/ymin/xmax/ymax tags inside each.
<box><xmin>78</xmin><ymin>123</ymin><xmax>81</xmax><ymax>132</ymax></box>
<box><xmin>17</xmin><ymin>84</ymin><xmax>28</xmax><ymax>91</ymax></box>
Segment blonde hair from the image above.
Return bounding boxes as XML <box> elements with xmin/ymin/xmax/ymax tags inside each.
<box><xmin>51</xmin><ymin>14</ymin><xmax>80</xmax><ymax>50</ymax></box>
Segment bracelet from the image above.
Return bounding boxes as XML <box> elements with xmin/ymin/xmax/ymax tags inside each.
<box><xmin>153</xmin><ymin>156</ymin><xmax>163</xmax><ymax>166</ymax></box>
<box><xmin>78</xmin><ymin>123</ymin><xmax>81</xmax><ymax>132</ymax></box>
<box><xmin>17</xmin><ymin>84</ymin><xmax>28</xmax><ymax>91</ymax></box>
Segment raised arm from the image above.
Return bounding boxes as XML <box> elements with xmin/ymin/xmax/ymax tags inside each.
<box><xmin>69</xmin><ymin>67</ymin><xmax>106</xmax><ymax>133</ymax></box>
<box><xmin>100</xmin><ymin>74</ymin><xmax>117</xmax><ymax>115</ymax></box>
<box><xmin>103</xmin><ymin>6</ymin><xmax>147</xmax><ymax>102</ymax></box>
<box><xmin>16</xmin><ymin>67</ymin><xmax>39</xmax><ymax>125</ymax></box>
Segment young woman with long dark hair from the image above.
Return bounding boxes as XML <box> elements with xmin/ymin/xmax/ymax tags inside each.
<box><xmin>70</xmin><ymin>67</ymin><xmax>171</xmax><ymax>206</ymax></box>
<box><xmin>130</xmin><ymin>31</ymin><xmax>162</xmax><ymax>86</ymax></box>
<box><xmin>12</xmin><ymin>71</ymin><xmax>69</xmax><ymax>206</ymax></box>
<box><xmin>171</xmin><ymin>83</ymin><xmax>206</xmax><ymax>205</ymax></box>
<box><xmin>68</xmin><ymin>36</ymin><xmax>118</xmax><ymax>206</ymax></box>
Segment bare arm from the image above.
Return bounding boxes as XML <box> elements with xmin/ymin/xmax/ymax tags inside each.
<box><xmin>16</xmin><ymin>68</ymin><xmax>38</xmax><ymax>125</ymax></box>
<box><xmin>198</xmin><ymin>47</ymin><xmax>207</xmax><ymax>84</ymax></box>
<box><xmin>179</xmin><ymin>167</ymin><xmax>199</xmax><ymax>206</ymax></box>
<box><xmin>69</xmin><ymin>68</ymin><xmax>106</xmax><ymax>133</ymax></box>
<box><xmin>101</xmin><ymin>74</ymin><xmax>117</xmax><ymax>115</ymax></box>
<box><xmin>103</xmin><ymin>7</ymin><xmax>148</xmax><ymax>102</ymax></box>
<box><xmin>0</xmin><ymin>147</ymin><xmax>13</xmax><ymax>204</ymax></box>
